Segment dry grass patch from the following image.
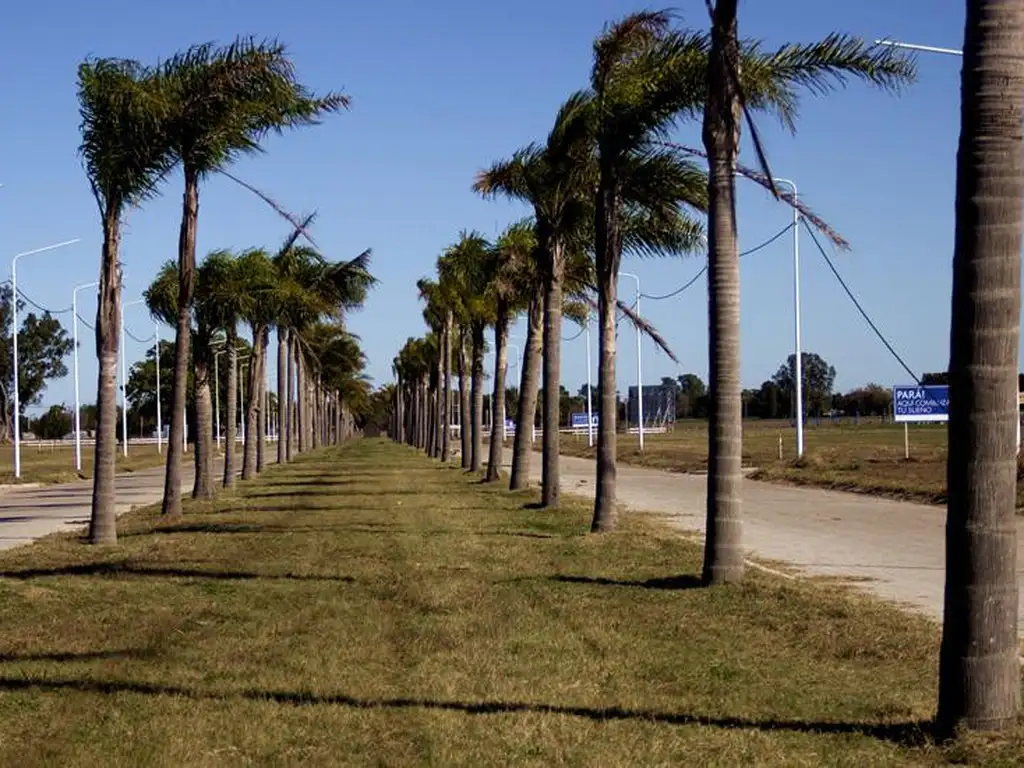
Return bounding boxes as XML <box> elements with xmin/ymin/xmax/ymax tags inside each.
<box><xmin>0</xmin><ymin>443</ymin><xmax>168</xmax><ymax>486</ymax></box>
<box><xmin>0</xmin><ymin>439</ymin><xmax>1018</xmax><ymax>765</ymax></box>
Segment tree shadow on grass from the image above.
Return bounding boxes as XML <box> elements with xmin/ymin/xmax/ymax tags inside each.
<box><xmin>0</xmin><ymin>675</ymin><xmax>933</xmax><ymax>747</ymax></box>
<box><xmin>0</xmin><ymin>562</ymin><xmax>355</xmax><ymax>583</ymax></box>
<box><xmin>0</xmin><ymin>648</ymin><xmax>154</xmax><ymax>664</ymax></box>
<box><xmin>119</xmin><ymin>522</ymin><xmax>266</xmax><ymax>538</ymax></box>
<box><xmin>550</xmin><ymin>574</ymin><xmax>706</xmax><ymax>590</ymax></box>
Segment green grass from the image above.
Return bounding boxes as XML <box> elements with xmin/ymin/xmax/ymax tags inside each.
<box><xmin>0</xmin><ymin>443</ymin><xmax>169</xmax><ymax>485</ymax></box>
<box><xmin>558</xmin><ymin>420</ymin><xmax>992</xmax><ymax>507</ymax></box>
<box><xmin>0</xmin><ymin>438</ymin><xmax>1019</xmax><ymax>765</ymax></box>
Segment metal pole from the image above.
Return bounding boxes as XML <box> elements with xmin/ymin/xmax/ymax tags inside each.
<box><xmin>619</xmin><ymin>272</ymin><xmax>643</xmax><ymax>451</ymax></box>
<box><xmin>505</xmin><ymin>343</ymin><xmax>519</xmax><ymax>442</ymax></box>
<box><xmin>10</xmin><ymin>239</ymin><xmax>80</xmax><ymax>478</ymax></box>
<box><xmin>774</xmin><ymin>178</ymin><xmax>804</xmax><ymax>457</ymax></box>
<box><xmin>155</xmin><ymin>323</ymin><xmax>162</xmax><ymax>454</ymax></box>
<box><xmin>585</xmin><ymin>319</ymin><xmax>593</xmax><ymax>447</ymax></box>
<box><xmin>72</xmin><ymin>281</ymin><xmax>98</xmax><ymax>471</ymax></box>
<box><xmin>119</xmin><ymin>300</ymin><xmax>127</xmax><ymax>457</ymax></box>
<box><xmin>240</xmin><ymin>362</ymin><xmax>247</xmax><ymax>445</ymax></box>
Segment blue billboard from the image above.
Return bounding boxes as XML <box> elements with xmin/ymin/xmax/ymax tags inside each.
<box><xmin>570</xmin><ymin>412</ymin><xmax>598</xmax><ymax>428</ymax></box>
<box><xmin>893</xmin><ymin>385</ymin><xmax>949</xmax><ymax>423</ymax></box>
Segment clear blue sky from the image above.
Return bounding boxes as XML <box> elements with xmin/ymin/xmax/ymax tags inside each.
<box><xmin>1</xmin><ymin>0</ymin><xmax>970</xmax><ymax>414</ymax></box>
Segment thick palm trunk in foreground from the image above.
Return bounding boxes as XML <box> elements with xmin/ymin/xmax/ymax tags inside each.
<box><xmin>937</xmin><ymin>0</ymin><xmax>1023</xmax><ymax>734</ymax></box>
<box><xmin>541</xmin><ymin>250</ymin><xmax>563</xmax><ymax>507</ymax></box>
<box><xmin>89</xmin><ymin>216</ymin><xmax>122</xmax><ymax>544</ymax></box>
<box><xmin>510</xmin><ymin>289</ymin><xmax>542</xmax><ymax>491</ymax></box>
<box><xmin>701</xmin><ymin>0</ymin><xmax>745</xmax><ymax>584</ymax></box>
<box><xmin>591</xmin><ymin>167</ymin><xmax>622</xmax><ymax>532</ymax></box>
<box><xmin>162</xmin><ymin>169</ymin><xmax>199</xmax><ymax>518</ymax></box>
<box><xmin>486</xmin><ymin>306</ymin><xmax>509</xmax><ymax>482</ymax></box>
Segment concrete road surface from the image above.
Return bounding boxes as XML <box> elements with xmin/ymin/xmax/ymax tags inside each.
<box><xmin>508</xmin><ymin>451</ymin><xmax>1024</xmax><ymax>630</ymax></box>
<box><xmin>0</xmin><ymin>457</ymin><xmax>243</xmax><ymax>550</ymax></box>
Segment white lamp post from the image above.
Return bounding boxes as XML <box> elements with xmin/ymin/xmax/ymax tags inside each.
<box><xmin>154</xmin><ymin>322</ymin><xmax>162</xmax><ymax>454</ymax></box>
<box><xmin>11</xmin><ymin>238</ymin><xmax>80</xmax><ymax>478</ymax></box>
<box><xmin>504</xmin><ymin>343</ymin><xmax>520</xmax><ymax>441</ymax></box>
<box><xmin>72</xmin><ymin>281</ymin><xmax>98</xmax><ymax>472</ymax></box>
<box><xmin>213</xmin><ymin>349</ymin><xmax>224</xmax><ymax>448</ymax></box>
<box><xmin>619</xmin><ymin>271</ymin><xmax>644</xmax><ymax>451</ymax></box>
<box><xmin>875</xmin><ymin>39</ymin><xmax>962</xmax><ymax>56</ymax></box>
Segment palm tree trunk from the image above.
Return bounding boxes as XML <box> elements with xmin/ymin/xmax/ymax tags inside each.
<box><xmin>470</xmin><ymin>324</ymin><xmax>485</xmax><ymax>473</ymax></box>
<box><xmin>162</xmin><ymin>167</ymin><xmax>199</xmax><ymax>518</ymax></box>
<box><xmin>486</xmin><ymin>304</ymin><xmax>510</xmax><ymax>482</ymax></box>
<box><xmin>441</xmin><ymin>314</ymin><xmax>452</xmax><ymax>462</ymax></box>
<box><xmin>277</xmin><ymin>328</ymin><xmax>288</xmax><ymax>464</ymax></box>
<box><xmin>192</xmin><ymin>355</ymin><xmax>216</xmax><ymax>500</ymax></box>
<box><xmin>541</xmin><ymin>244</ymin><xmax>564</xmax><ymax>507</ymax></box>
<box><xmin>312</xmin><ymin>375</ymin><xmax>321</xmax><ymax>450</ymax></box>
<box><xmin>428</xmin><ymin>386</ymin><xmax>437</xmax><ymax>457</ymax></box>
<box><xmin>242</xmin><ymin>331</ymin><xmax>266</xmax><ymax>480</ymax></box>
<box><xmin>257</xmin><ymin>344</ymin><xmax>267</xmax><ymax>473</ymax></box>
<box><xmin>937</xmin><ymin>0</ymin><xmax>1024</xmax><ymax>735</ymax></box>
<box><xmin>510</xmin><ymin>288</ymin><xmax>542</xmax><ymax>491</ymax></box>
<box><xmin>434</xmin><ymin>350</ymin><xmax>444</xmax><ymax>458</ymax></box>
<box><xmin>286</xmin><ymin>335</ymin><xmax>295</xmax><ymax>458</ymax></box>
<box><xmin>222</xmin><ymin>327</ymin><xmax>238</xmax><ymax>488</ymax></box>
<box><xmin>395</xmin><ymin>375</ymin><xmax>404</xmax><ymax>443</ymax></box>
<box><xmin>458</xmin><ymin>328</ymin><xmax>471</xmax><ymax>468</ymax></box>
<box><xmin>296</xmin><ymin>349</ymin><xmax>306</xmax><ymax>453</ymax></box>
<box><xmin>591</xmin><ymin>167</ymin><xmax>623</xmax><ymax>532</ymax></box>
<box><xmin>88</xmin><ymin>213</ymin><xmax>121</xmax><ymax>544</ymax></box>
<box><xmin>701</xmin><ymin>0</ymin><xmax>744</xmax><ymax>585</ymax></box>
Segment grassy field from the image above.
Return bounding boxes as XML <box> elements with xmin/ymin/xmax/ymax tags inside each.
<box><xmin>0</xmin><ymin>442</ymin><xmax>170</xmax><ymax>486</ymax></box>
<box><xmin>0</xmin><ymin>439</ymin><xmax>1018</xmax><ymax>765</ymax></box>
<box><xmin>557</xmin><ymin>420</ymin><xmax>990</xmax><ymax>507</ymax></box>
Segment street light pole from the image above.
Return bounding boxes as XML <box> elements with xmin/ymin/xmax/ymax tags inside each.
<box><xmin>505</xmin><ymin>343</ymin><xmax>520</xmax><ymax>441</ymax></box>
<box><xmin>771</xmin><ymin>177</ymin><xmax>805</xmax><ymax>458</ymax></box>
<box><xmin>619</xmin><ymin>272</ymin><xmax>643</xmax><ymax>451</ymax></box>
<box><xmin>154</xmin><ymin>322</ymin><xmax>162</xmax><ymax>454</ymax></box>
<box><xmin>72</xmin><ymin>281</ymin><xmax>99</xmax><ymax>472</ymax></box>
<box><xmin>874</xmin><ymin>38</ymin><xmax>963</xmax><ymax>56</ymax></box>
<box><xmin>214</xmin><ymin>350</ymin><xmax>223</xmax><ymax>449</ymax></box>
<box><xmin>10</xmin><ymin>238</ymin><xmax>80</xmax><ymax>478</ymax></box>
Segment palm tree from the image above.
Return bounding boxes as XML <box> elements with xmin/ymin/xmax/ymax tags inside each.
<box><xmin>486</xmin><ymin>220</ymin><xmax>536</xmax><ymax>482</ymax></box>
<box><xmin>937</xmin><ymin>0</ymin><xmax>1024</xmax><ymax>735</ymax></box>
<box><xmin>474</xmin><ymin>95</ymin><xmax>593</xmax><ymax>505</ymax></box>
<box><xmin>157</xmin><ymin>38</ymin><xmax>348</xmax><ymax>517</ymax></box>
<box><xmin>689</xmin><ymin>5</ymin><xmax>915</xmax><ymax>582</ymax></box>
<box><xmin>438</xmin><ymin>232</ymin><xmax>494</xmax><ymax>473</ymax></box>
<box><xmin>77</xmin><ymin>57</ymin><xmax>175</xmax><ymax>544</ymax></box>
<box><xmin>589</xmin><ymin>15</ymin><xmax>709</xmax><ymax>531</ymax></box>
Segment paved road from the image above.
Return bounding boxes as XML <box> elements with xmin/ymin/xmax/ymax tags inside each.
<box><xmin>508</xmin><ymin>451</ymin><xmax>1024</xmax><ymax>629</ymax></box>
<box><xmin>0</xmin><ymin>457</ymin><xmax>241</xmax><ymax>550</ymax></box>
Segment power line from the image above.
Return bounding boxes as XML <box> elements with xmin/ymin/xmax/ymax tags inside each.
<box><xmin>76</xmin><ymin>313</ymin><xmax>95</xmax><ymax>332</ymax></box>
<box><xmin>801</xmin><ymin>218</ymin><xmax>920</xmax><ymax>385</ymax></box>
<box><xmin>125</xmin><ymin>326</ymin><xmax>155</xmax><ymax>344</ymax></box>
<box><xmin>640</xmin><ymin>222</ymin><xmax>797</xmax><ymax>301</ymax></box>
<box><xmin>563</xmin><ymin>326</ymin><xmax>585</xmax><ymax>342</ymax></box>
<box><xmin>14</xmin><ymin>287</ymin><xmax>72</xmax><ymax>315</ymax></box>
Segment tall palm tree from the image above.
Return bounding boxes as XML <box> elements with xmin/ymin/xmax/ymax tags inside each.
<box><xmin>589</xmin><ymin>15</ymin><xmax>709</xmax><ymax>531</ymax></box>
<box><xmin>77</xmin><ymin>57</ymin><xmax>175</xmax><ymax>544</ymax></box>
<box><xmin>157</xmin><ymin>38</ymin><xmax>348</xmax><ymax>517</ymax></box>
<box><xmin>937</xmin><ymin>0</ymin><xmax>1024</xmax><ymax>735</ymax></box>
<box><xmin>486</xmin><ymin>220</ymin><xmax>536</xmax><ymax>482</ymax></box>
<box><xmin>474</xmin><ymin>95</ymin><xmax>592</xmax><ymax>505</ymax></box>
<box><xmin>438</xmin><ymin>232</ymin><xmax>494</xmax><ymax>473</ymax></box>
<box><xmin>690</xmin><ymin>5</ymin><xmax>915</xmax><ymax>582</ymax></box>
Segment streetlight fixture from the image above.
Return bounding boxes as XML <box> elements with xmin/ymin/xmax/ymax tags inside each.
<box><xmin>72</xmin><ymin>281</ymin><xmax>98</xmax><ymax>472</ymax></box>
<box><xmin>619</xmin><ymin>271</ymin><xmax>644</xmax><ymax>451</ymax></box>
<box><xmin>874</xmin><ymin>38</ymin><xmax>962</xmax><ymax>56</ymax></box>
<box><xmin>585</xmin><ymin>316</ymin><xmax>594</xmax><ymax>448</ymax></box>
<box><xmin>121</xmin><ymin>297</ymin><xmax>146</xmax><ymax>457</ymax></box>
<box><xmin>10</xmin><ymin>238</ymin><xmax>80</xmax><ymax>478</ymax></box>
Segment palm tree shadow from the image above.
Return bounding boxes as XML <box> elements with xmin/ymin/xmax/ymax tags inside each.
<box><xmin>0</xmin><ymin>675</ymin><xmax>933</xmax><ymax>748</ymax></box>
<box><xmin>551</xmin><ymin>574</ymin><xmax>705</xmax><ymax>590</ymax></box>
<box><xmin>0</xmin><ymin>562</ymin><xmax>355</xmax><ymax>583</ymax></box>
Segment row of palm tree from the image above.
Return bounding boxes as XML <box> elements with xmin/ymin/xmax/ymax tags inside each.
<box><xmin>393</xmin><ymin>2</ymin><xmax>1024</xmax><ymax>738</ymax></box>
<box><xmin>77</xmin><ymin>37</ymin><xmax>371</xmax><ymax>543</ymax></box>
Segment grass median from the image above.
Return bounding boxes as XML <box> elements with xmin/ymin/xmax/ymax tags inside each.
<box><xmin>0</xmin><ymin>443</ymin><xmax>169</xmax><ymax>485</ymax></box>
<box><xmin>0</xmin><ymin>438</ymin><xmax>1018</xmax><ymax>765</ymax></box>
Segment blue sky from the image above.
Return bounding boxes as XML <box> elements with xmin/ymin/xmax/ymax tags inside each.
<box><xmin>1</xmin><ymin>0</ymin><xmax>968</xmax><ymax>413</ymax></box>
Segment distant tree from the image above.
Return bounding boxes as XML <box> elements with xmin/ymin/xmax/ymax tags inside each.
<box><xmin>0</xmin><ymin>286</ymin><xmax>74</xmax><ymax>442</ymax></box>
<box><xmin>675</xmin><ymin>373</ymin><xmax>707</xmax><ymax>418</ymax></box>
<box><xmin>773</xmin><ymin>352</ymin><xmax>836</xmax><ymax>417</ymax></box>
<box><xmin>126</xmin><ymin>339</ymin><xmax>185</xmax><ymax>435</ymax></box>
<box><xmin>34</xmin><ymin>404</ymin><xmax>73</xmax><ymax>440</ymax></box>
<box><xmin>838</xmin><ymin>383</ymin><xmax>892</xmax><ymax>417</ymax></box>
